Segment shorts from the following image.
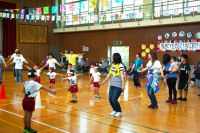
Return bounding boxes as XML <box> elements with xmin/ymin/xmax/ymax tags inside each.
<box><xmin>196</xmin><ymin>79</ymin><xmax>200</xmax><ymax>89</ymax></box>
<box><xmin>70</xmin><ymin>85</ymin><xmax>78</xmax><ymax>93</ymax></box>
<box><xmin>178</xmin><ymin>80</ymin><xmax>188</xmax><ymax>91</ymax></box>
<box><xmin>50</xmin><ymin>79</ymin><xmax>55</xmax><ymax>84</ymax></box>
<box><xmin>35</xmin><ymin>77</ymin><xmax>40</xmax><ymax>83</ymax></box>
<box><xmin>22</xmin><ymin>98</ymin><xmax>35</xmax><ymax>112</ymax></box>
<box><xmin>89</xmin><ymin>73</ymin><xmax>92</xmax><ymax>78</ymax></box>
<box><xmin>93</xmin><ymin>82</ymin><xmax>100</xmax><ymax>88</ymax></box>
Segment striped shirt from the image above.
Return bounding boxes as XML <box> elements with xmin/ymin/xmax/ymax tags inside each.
<box><xmin>110</xmin><ymin>63</ymin><xmax>125</xmax><ymax>88</ymax></box>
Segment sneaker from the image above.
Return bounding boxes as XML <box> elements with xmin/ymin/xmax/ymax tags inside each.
<box><xmin>181</xmin><ymin>98</ymin><xmax>187</xmax><ymax>101</ymax></box>
<box><xmin>24</xmin><ymin>129</ymin><xmax>30</xmax><ymax>133</ymax></box>
<box><xmin>197</xmin><ymin>94</ymin><xmax>200</xmax><ymax>97</ymax></box>
<box><xmin>171</xmin><ymin>100</ymin><xmax>177</xmax><ymax>104</ymax></box>
<box><xmin>16</xmin><ymin>81</ymin><xmax>19</xmax><ymax>84</ymax></box>
<box><xmin>70</xmin><ymin>100</ymin><xmax>74</xmax><ymax>103</ymax></box>
<box><xmin>110</xmin><ymin>111</ymin><xmax>116</xmax><ymax>116</ymax></box>
<box><xmin>177</xmin><ymin>97</ymin><xmax>182</xmax><ymax>100</ymax></box>
<box><xmin>148</xmin><ymin>104</ymin><xmax>153</xmax><ymax>108</ymax></box>
<box><xmin>114</xmin><ymin>112</ymin><xmax>123</xmax><ymax>117</ymax></box>
<box><xmin>74</xmin><ymin>99</ymin><xmax>78</xmax><ymax>103</ymax></box>
<box><xmin>29</xmin><ymin>128</ymin><xmax>37</xmax><ymax>133</ymax></box>
<box><xmin>20</xmin><ymin>81</ymin><xmax>24</xmax><ymax>84</ymax></box>
<box><xmin>151</xmin><ymin>105</ymin><xmax>158</xmax><ymax>109</ymax></box>
<box><xmin>166</xmin><ymin>98</ymin><xmax>172</xmax><ymax>103</ymax></box>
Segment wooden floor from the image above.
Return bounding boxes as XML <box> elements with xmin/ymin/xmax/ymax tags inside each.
<box><xmin>0</xmin><ymin>71</ymin><xmax>200</xmax><ymax>133</ymax></box>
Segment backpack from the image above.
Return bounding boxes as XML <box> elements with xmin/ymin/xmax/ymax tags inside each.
<box><xmin>196</xmin><ymin>63</ymin><xmax>200</xmax><ymax>79</ymax></box>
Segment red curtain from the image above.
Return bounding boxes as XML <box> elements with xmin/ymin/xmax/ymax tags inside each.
<box><xmin>0</xmin><ymin>1</ymin><xmax>16</xmax><ymax>57</ymax></box>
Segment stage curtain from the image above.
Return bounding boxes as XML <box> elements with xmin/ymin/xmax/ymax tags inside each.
<box><xmin>0</xmin><ymin>1</ymin><xmax>16</xmax><ymax>57</ymax></box>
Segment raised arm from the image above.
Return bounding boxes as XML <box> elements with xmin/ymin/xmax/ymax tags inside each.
<box><xmin>24</xmin><ymin>65</ymin><xmax>31</xmax><ymax>70</ymax></box>
<box><xmin>40</xmin><ymin>86</ymin><xmax>56</xmax><ymax>94</ymax></box>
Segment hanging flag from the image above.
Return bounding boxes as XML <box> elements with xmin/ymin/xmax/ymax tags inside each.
<box><xmin>43</xmin><ymin>6</ymin><xmax>49</xmax><ymax>15</ymax></box>
<box><xmin>184</xmin><ymin>8</ymin><xmax>191</xmax><ymax>15</ymax></box>
<box><xmin>51</xmin><ymin>15</ymin><xmax>55</xmax><ymax>21</ymax></box>
<box><xmin>129</xmin><ymin>13</ymin><xmax>134</xmax><ymax>19</ymax></box>
<box><xmin>114</xmin><ymin>14</ymin><xmax>119</xmax><ymax>20</ymax></box>
<box><xmin>60</xmin><ymin>4</ymin><xmax>66</xmax><ymax>12</ymax></box>
<box><xmin>46</xmin><ymin>15</ymin><xmax>50</xmax><ymax>21</ymax></box>
<box><xmin>163</xmin><ymin>10</ymin><xmax>170</xmax><ymax>16</ymax></box>
<box><xmin>74</xmin><ymin>15</ymin><xmax>78</xmax><ymax>21</ymax></box>
<box><xmin>5</xmin><ymin>9</ymin><xmax>9</xmax><ymax>12</ymax></box>
<box><xmin>10</xmin><ymin>9</ymin><xmax>14</xmax><ymax>13</ymax></box>
<box><xmin>29</xmin><ymin>8</ymin><xmax>35</xmax><ymax>15</ymax></box>
<box><xmin>62</xmin><ymin>16</ymin><xmax>66</xmax><ymax>21</ymax></box>
<box><xmin>57</xmin><ymin>15</ymin><xmax>61</xmax><ymax>21</ymax></box>
<box><xmin>115</xmin><ymin>0</ymin><xmax>124</xmax><ymax>3</ymax></box>
<box><xmin>21</xmin><ymin>14</ymin><xmax>24</xmax><ymax>20</ymax></box>
<box><xmin>90</xmin><ymin>0</ymin><xmax>97</xmax><ymax>8</ymax></box>
<box><xmin>101</xmin><ymin>0</ymin><xmax>108</xmax><ymax>6</ymax></box>
<box><xmin>41</xmin><ymin>15</ymin><xmax>45</xmax><ymax>21</ymax></box>
<box><xmin>36</xmin><ymin>8</ymin><xmax>42</xmax><ymax>15</ymax></box>
<box><xmin>36</xmin><ymin>15</ymin><xmax>40</xmax><ymax>20</ymax></box>
<box><xmin>21</xmin><ymin>9</ymin><xmax>25</xmax><ymax>14</ymax></box>
<box><xmin>3</xmin><ymin>13</ymin><xmax>6</xmax><ymax>18</ymax></box>
<box><xmin>69</xmin><ymin>3</ymin><xmax>75</xmax><ymax>11</ymax></box>
<box><xmin>31</xmin><ymin>15</ymin><xmax>35</xmax><ymax>20</ymax></box>
<box><xmin>16</xmin><ymin>14</ymin><xmax>19</xmax><ymax>19</ymax></box>
<box><xmin>26</xmin><ymin>14</ymin><xmax>29</xmax><ymax>20</ymax></box>
<box><xmin>11</xmin><ymin>13</ymin><xmax>15</xmax><ymax>19</ymax></box>
<box><xmin>0</xmin><ymin>12</ymin><xmax>2</xmax><ymax>18</ymax></box>
<box><xmin>52</xmin><ymin>6</ymin><xmax>58</xmax><ymax>14</ymax></box>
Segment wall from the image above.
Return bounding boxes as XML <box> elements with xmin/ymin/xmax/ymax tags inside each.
<box><xmin>0</xmin><ymin>0</ymin><xmax>58</xmax><ymax>64</ymax></box>
<box><xmin>58</xmin><ymin>23</ymin><xmax>200</xmax><ymax>65</ymax></box>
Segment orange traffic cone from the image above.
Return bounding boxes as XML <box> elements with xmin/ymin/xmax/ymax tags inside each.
<box><xmin>0</xmin><ymin>84</ymin><xmax>7</xmax><ymax>99</ymax></box>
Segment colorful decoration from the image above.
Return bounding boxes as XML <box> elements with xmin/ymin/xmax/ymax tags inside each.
<box><xmin>145</xmin><ymin>48</ymin><xmax>150</xmax><ymax>53</ymax></box>
<box><xmin>52</xmin><ymin>6</ymin><xmax>58</xmax><ymax>14</ymax></box>
<box><xmin>115</xmin><ymin>0</ymin><xmax>124</xmax><ymax>3</ymax></box>
<box><xmin>69</xmin><ymin>3</ymin><xmax>75</xmax><ymax>11</ymax></box>
<box><xmin>29</xmin><ymin>8</ymin><xmax>35</xmax><ymax>15</ymax></box>
<box><xmin>141</xmin><ymin>51</ymin><xmax>146</xmax><ymax>57</ymax></box>
<box><xmin>43</xmin><ymin>7</ymin><xmax>49</xmax><ymax>15</ymax></box>
<box><xmin>141</xmin><ymin>43</ymin><xmax>146</xmax><ymax>50</ymax></box>
<box><xmin>60</xmin><ymin>4</ymin><xmax>66</xmax><ymax>12</ymax></box>
<box><xmin>101</xmin><ymin>0</ymin><xmax>108</xmax><ymax>6</ymax></box>
<box><xmin>90</xmin><ymin>0</ymin><xmax>97</xmax><ymax>8</ymax></box>
<box><xmin>36</xmin><ymin>8</ymin><xmax>42</xmax><ymax>15</ymax></box>
<box><xmin>157</xmin><ymin>40</ymin><xmax>200</xmax><ymax>52</ymax></box>
<box><xmin>21</xmin><ymin>9</ymin><xmax>25</xmax><ymax>14</ymax></box>
<box><xmin>149</xmin><ymin>43</ymin><xmax>155</xmax><ymax>50</ymax></box>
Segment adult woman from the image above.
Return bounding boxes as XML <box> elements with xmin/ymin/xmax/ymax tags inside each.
<box><xmin>129</xmin><ymin>53</ymin><xmax>143</xmax><ymax>88</ymax></box>
<box><xmin>102</xmin><ymin>53</ymin><xmax>125</xmax><ymax>117</ymax></box>
<box><xmin>138</xmin><ymin>51</ymin><xmax>162</xmax><ymax>109</ymax></box>
<box><xmin>162</xmin><ymin>54</ymin><xmax>179</xmax><ymax>104</ymax></box>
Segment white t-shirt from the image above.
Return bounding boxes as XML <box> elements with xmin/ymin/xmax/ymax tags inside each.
<box><xmin>47</xmin><ymin>72</ymin><xmax>57</xmax><ymax>79</ymax></box>
<box><xmin>90</xmin><ymin>68</ymin><xmax>94</xmax><ymax>74</ymax></box>
<box><xmin>146</xmin><ymin>60</ymin><xmax>162</xmax><ymax>74</ymax></box>
<box><xmin>36</xmin><ymin>69</ymin><xmax>41</xmax><ymax>77</ymax></box>
<box><xmin>24</xmin><ymin>80</ymin><xmax>42</xmax><ymax>98</ymax></box>
<box><xmin>169</xmin><ymin>61</ymin><xmax>178</xmax><ymax>72</ymax></box>
<box><xmin>92</xmin><ymin>72</ymin><xmax>101</xmax><ymax>82</ymax></box>
<box><xmin>11</xmin><ymin>53</ymin><xmax>24</xmax><ymax>59</ymax></box>
<box><xmin>13</xmin><ymin>56</ymin><xmax>25</xmax><ymax>69</ymax></box>
<box><xmin>68</xmin><ymin>76</ymin><xmax>77</xmax><ymax>86</ymax></box>
<box><xmin>47</xmin><ymin>58</ymin><xmax>57</xmax><ymax>69</ymax></box>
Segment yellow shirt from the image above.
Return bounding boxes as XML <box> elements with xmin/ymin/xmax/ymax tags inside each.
<box><xmin>65</xmin><ymin>54</ymin><xmax>79</xmax><ymax>66</ymax></box>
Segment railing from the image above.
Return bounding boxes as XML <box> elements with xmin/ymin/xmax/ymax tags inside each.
<box><xmin>55</xmin><ymin>0</ymin><xmax>200</xmax><ymax>28</ymax></box>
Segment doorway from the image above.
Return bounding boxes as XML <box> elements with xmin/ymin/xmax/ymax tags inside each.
<box><xmin>108</xmin><ymin>46</ymin><xmax>129</xmax><ymax>67</ymax></box>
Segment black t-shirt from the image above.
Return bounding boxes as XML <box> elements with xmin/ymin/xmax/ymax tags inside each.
<box><xmin>179</xmin><ymin>63</ymin><xmax>191</xmax><ymax>80</ymax></box>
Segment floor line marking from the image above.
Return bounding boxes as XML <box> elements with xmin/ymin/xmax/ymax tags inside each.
<box><xmin>0</xmin><ymin>108</ymin><xmax>69</xmax><ymax>133</ymax></box>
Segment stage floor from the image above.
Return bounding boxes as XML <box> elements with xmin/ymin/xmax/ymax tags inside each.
<box><xmin>0</xmin><ymin>71</ymin><xmax>200</xmax><ymax>133</ymax></box>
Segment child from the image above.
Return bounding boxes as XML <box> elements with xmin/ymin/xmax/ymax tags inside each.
<box><xmin>23</xmin><ymin>69</ymin><xmax>55</xmax><ymax>133</ymax></box>
<box><xmin>47</xmin><ymin>67</ymin><xmax>62</xmax><ymax>91</ymax></box>
<box><xmin>89</xmin><ymin>64</ymin><xmax>95</xmax><ymax>88</ymax></box>
<box><xmin>42</xmin><ymin>54</ymin><xmax>62</xmax><ymax>70</ymax></box>
<box><xmin>177</xmin><ymin>55</ymin><xmax>191</xmax><ymax>101</ymax></box>
<box><xmin>25</xmin><ymin>65</ymin><xmax>43</xmax><ymax>83</ymax></box>
<box><xmin>8</xmin><ymin>51</ymin><xmax>28</xmax><ymax>84</ymax></box>
<box><xmin>64</xmin><ymin>70</ymin><xmax>81</xmax><ymax>103</ymax></box>
<box><xmin>67</xmin><ymin>64</ymin><xmax>73</xmax><ymax>73</ymax></box>
<box><xmin>90</xmin><ymin>66</ymin><xmax>101</xmax><ymax>99</ymax></box>
<box><xmin>169</xmin><ymin>56</ymin><xmax>179</xmax><ymax>72</ymax></box>
<box><xmin>192</xmin><ymin>61</ymin><xmax>200</xmax><ymax>96</ymax></box>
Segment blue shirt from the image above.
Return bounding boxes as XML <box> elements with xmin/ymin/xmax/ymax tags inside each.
<box><xmin>133</xmin><ymin>59</ymin><xmax>143</xmax><ymax>71</ymax></box>
<box><xmin>166</xmin><ymin>63</ymin><xmax>177</xmax><ymax>78</ymax></box>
